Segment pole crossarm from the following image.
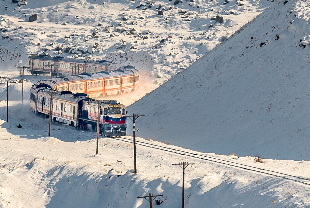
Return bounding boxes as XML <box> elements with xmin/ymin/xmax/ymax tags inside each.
<box><xmin>172</xmin><ymin>162</ymin><xmax>194</xmax><ymax>168</ymax></box>
<box><xmin>138</xmin><ymin>193</ymin><xmax>163</xmax><ymax>208</ymax></box>
<box><xmin>17</xmin><ymin>66</ymin><xmax>30</xmax><ymax>74</ymax></box>
<box><xmin>137</xmin><ymin>194</ymin><xmax>163</xmax><ymax>201</ymax></box>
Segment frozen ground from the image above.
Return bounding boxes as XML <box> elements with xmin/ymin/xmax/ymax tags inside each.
<box><xmin>1</xmin><ymin>0</ymin><xmax>310</xmax><ymax>207</ymax></box>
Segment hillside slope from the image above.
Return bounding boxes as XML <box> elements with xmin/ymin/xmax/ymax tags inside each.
<box><xmin>0</xmin><ymin>0</ymin><xmax>274</xmax><ymax>85</ymax></box>
<box><xmin>128</xmin><ymin>0</ymin><xmax>310</xmax><ymax>161</ymax></box>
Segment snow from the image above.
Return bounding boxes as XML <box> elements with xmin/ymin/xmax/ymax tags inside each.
<box><xmin>1</xmin><ymin>0</ymin><xmax>310</xmax><ymax>207</ymax></box>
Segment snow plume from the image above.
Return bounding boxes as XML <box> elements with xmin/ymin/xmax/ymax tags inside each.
<box><xmin>102</xmin><ymin>68</ymin><xmax>158</xmax><ymax>106</ymax></box>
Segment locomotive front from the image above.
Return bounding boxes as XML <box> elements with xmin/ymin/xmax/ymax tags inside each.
<box><xmin>81</xmin><ymin>99</ymin><xmax>127</xmax><ymax>137</ymax></box>
<box><xmin>101</xmin><ymin>102</ymin><xmax>127</xmax><ymax>137</ymax></box>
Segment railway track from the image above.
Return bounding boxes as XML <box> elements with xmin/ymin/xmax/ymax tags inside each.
<box><xmin>112</xmin><ymin>136</ymin><xmax>310</xmax><ymax>186</ymax></box>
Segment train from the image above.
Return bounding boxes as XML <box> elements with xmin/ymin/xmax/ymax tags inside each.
<box><xmin>37</xmin><ymin>66</ymin><xmax>140</xmax><ymax>98</ymax></box>
<box><xmin>28</xmin><ymin>55</ymin><xmax>111</xmax><ymax>77</ymax></box>
<box><xmin>30</xmin><ymin>82</ymin><xmax>127</xmax><ymax>137</ymax></box>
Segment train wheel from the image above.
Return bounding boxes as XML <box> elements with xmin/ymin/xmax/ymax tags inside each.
<box><xmin>87</xmin><ymin>124</ymin><xmax>93</xmax><ymax>131</ymax></box>
<box><xmin>92</xmin><ymin>123</ymin><xmax>97</xmax><ymax>131</ymax></box>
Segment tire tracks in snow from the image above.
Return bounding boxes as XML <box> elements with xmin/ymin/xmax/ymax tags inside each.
<box><xmin>111</xmin><ymin>137</ymin><xmax>310</xmax><ymax>186</ymax></box>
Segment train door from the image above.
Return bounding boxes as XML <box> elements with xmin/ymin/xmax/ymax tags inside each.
<box><xmin>42</xmin><ymin>97</ymin><xmax>45</xmax><ymax>111</ymax></box>
<box><xmin>73</xmin><ymin>105</ymin><xmax>76</xmax><ymax>119</ymax></box>
<box><xmin>61</xmin><ymin>103</ymin><xmax>63</xmax><ymax>116</ymax></box>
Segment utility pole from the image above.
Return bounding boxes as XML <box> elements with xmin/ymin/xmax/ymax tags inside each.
<box><xmin>96</xmin><ymin>100</ymin><xmax>100</xmax><ymax>155</ymax></box>
<box><xmin>126</xmin><ymin>113</ymin><xmax>145</xmax><ymax>174</ymax></box>
<box><xmin>137</xmin><ymin>193</ymin><xmax>163</xmax><ymax>208</ymax></box>
<box><xmin>18</xmin><ymin>66</ymin><xmax>30</xmax><ymax>104</ymax></box>
<box><xmin>48</xmin><ymin>90</ymin><xmax>53</xmax><ymax>137</ymax></box>
<box><xmin>50</xmin><ymin>64</ymin><xmax>54</xmax><ymax>79</ymax></box>
<box><xmin>6</xmin><ymin>79</ymin><xmax>9</xmax><ymax>122</ymax></box>
<box><xmin>172</xmin><ymin>162</ymin><xmax>194</xmax><ymax>208</ymax></box>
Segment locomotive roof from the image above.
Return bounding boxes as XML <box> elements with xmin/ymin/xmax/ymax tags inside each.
<box><xmin>83</xmin><ymin>98</ymin><xmax>125</xmax><ymax>108</ymax></box>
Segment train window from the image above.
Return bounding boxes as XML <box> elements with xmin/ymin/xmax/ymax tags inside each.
<box><xmin>128</xmin><ymin>77</ymin><xmax>133</xmax><ymax>83</ymax></box>
<box><xmin>115</xmin><ymin>79</ymin><xmax>120</xmax><ymax>85</ymax></box>
<box><xmin>108</xmin><ymin>107</ymin><xmax>121</xmax><ymax>114</ymax></box>
<box><xmin>70</xmin><ymin>104</ymin><xmax>72</xmax><ymax>113</ymax></box>
<box><xmin>122</xmin><ymin>78</ymin><xmax>126</xmax><ymax>84</ymax></box>
<box><xmin>135</xmin><ymin>76</ymin><xmax>139</xmax><ymax>82</ymax></box>
<box><xmin>73</xmin><ymin>106</ymin><xmax>76</xmax><ymax>115</ymax></box>
<box><xmin>55</xmin><ymin>101</ymin><xmax>58</xmax><ymax>110</ymax></box>
<box><xmin>30</xmin><ymin>93</ymin><xmax>36</xmax><ymax>102</ymax></box>
<box><xmin>105</xmin><ymin>80</ymin><xmax>109</xmax><ymax>86</ymax></box>
<box><xmin>104</xmin><ymin>108</ymin><xmax>108</xmax><ymax>115</ymax></box>
<box><xmin>122</xmin><ymin>109</ymin><xmax>126</xmax><ymax>115</ymax></box>
<box><xmin>109</xmin><ymin>80</ymin><xmax>113</xmax><ymax>86</ymax></box>
<box><xmin>61</xmin><ymin>103</ymin><xmax>63</xmax><ymax>111</ymax></box>
<box><xmin>64</xmin><ymin>104</ymin><xmax>67</xmax><ymax>112</ymax></box>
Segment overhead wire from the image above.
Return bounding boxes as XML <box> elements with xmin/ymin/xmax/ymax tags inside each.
<box><xmin>194</xmin><ymin>182</ymin><xmax>223</xmax><ymax>208</ymax></box>
<box><xmin>0</xmin><ymin>82</ymin><xmax>18</xmax><ymax>99</ymax></box>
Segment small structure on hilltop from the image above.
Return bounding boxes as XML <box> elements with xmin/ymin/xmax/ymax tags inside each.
<box><xmin>12</xmin><ymin>0</ymin><xmax>27</xmax><ymax>6</ymax></box>
<box><xmin>29</xmin><ymin>14</ymin><xmax>38</xmax><ymax>22</ymax></box>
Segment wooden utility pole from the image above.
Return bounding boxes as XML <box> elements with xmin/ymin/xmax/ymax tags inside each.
<box><xmin>6</xmin><ymin>80</ymin><xmax>9</xmax><ymax>122</ymax></box>
<box><xmin>137</xmin><ymin>193</ymin><xmax>163</xmax><ymax>208</ymax></box>
<box><xmin>50</xmin><ymin>64</ymin><xmax>54</xmax><ymax>79</ymax></box>
<box><xmin>172</xmin><ymin>162</ymin><xmax>193</xmax><ymax>208</ymax></box>
<box><xmin>18</xmin><ymin>66</ymin><xmax>30</xmax><ymax>104</ymax></box>
<box><xmin>96</xmin><ymin>100</ymin><xmax>100</xmax><ymax>155</ymax></box>
<box><xmin>48</xmin><ymin>90</ymin><xmax>53</xmax><ymax>137</ymax></box>
<box><xmin>127</xmin><ymin>113</ymin><xmax>145</xmax><ymax>174</ymax></box>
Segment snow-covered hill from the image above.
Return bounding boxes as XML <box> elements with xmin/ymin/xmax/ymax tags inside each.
<box><xmin>128</xmin><ymin>0</ymin><xmax>310</xmax><ymax>161</ymax></box>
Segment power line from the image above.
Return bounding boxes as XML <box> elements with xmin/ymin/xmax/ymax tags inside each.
<box><xmin>0</xmin><ymin>80</ymin><xmax>21</xmax><ymax>99</ymax></box>
<box><xmin>194</xmin><ymin>182</ymin><xmax>223</xmax><ymax>208</ymax></box>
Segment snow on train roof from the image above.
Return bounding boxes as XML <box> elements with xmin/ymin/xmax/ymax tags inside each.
<box><xmin>28</xmin><ymin>55</ymin><xmax>111</xmax><ymax>66</ymax></box>
<box><xmin>56</xmin><ymin>67</ymin><xmax>138</xmax><ymax>83</ymax></box>
<box><xmin>34</xmin><ymin>66</ymin><xmax>139</xmax><ymax>88</ymax></box>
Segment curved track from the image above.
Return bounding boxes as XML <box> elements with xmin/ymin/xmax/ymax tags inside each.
<box><xmin>112</xmin><ymin>137</ymin><xmax>310</xmax><ymax>186</ymax></box>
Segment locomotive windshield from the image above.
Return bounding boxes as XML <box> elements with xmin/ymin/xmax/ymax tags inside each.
<box><xmin>104</xmin><ymin>106</ymin><xmax>122</xmax><ymax>115</ymax></box>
